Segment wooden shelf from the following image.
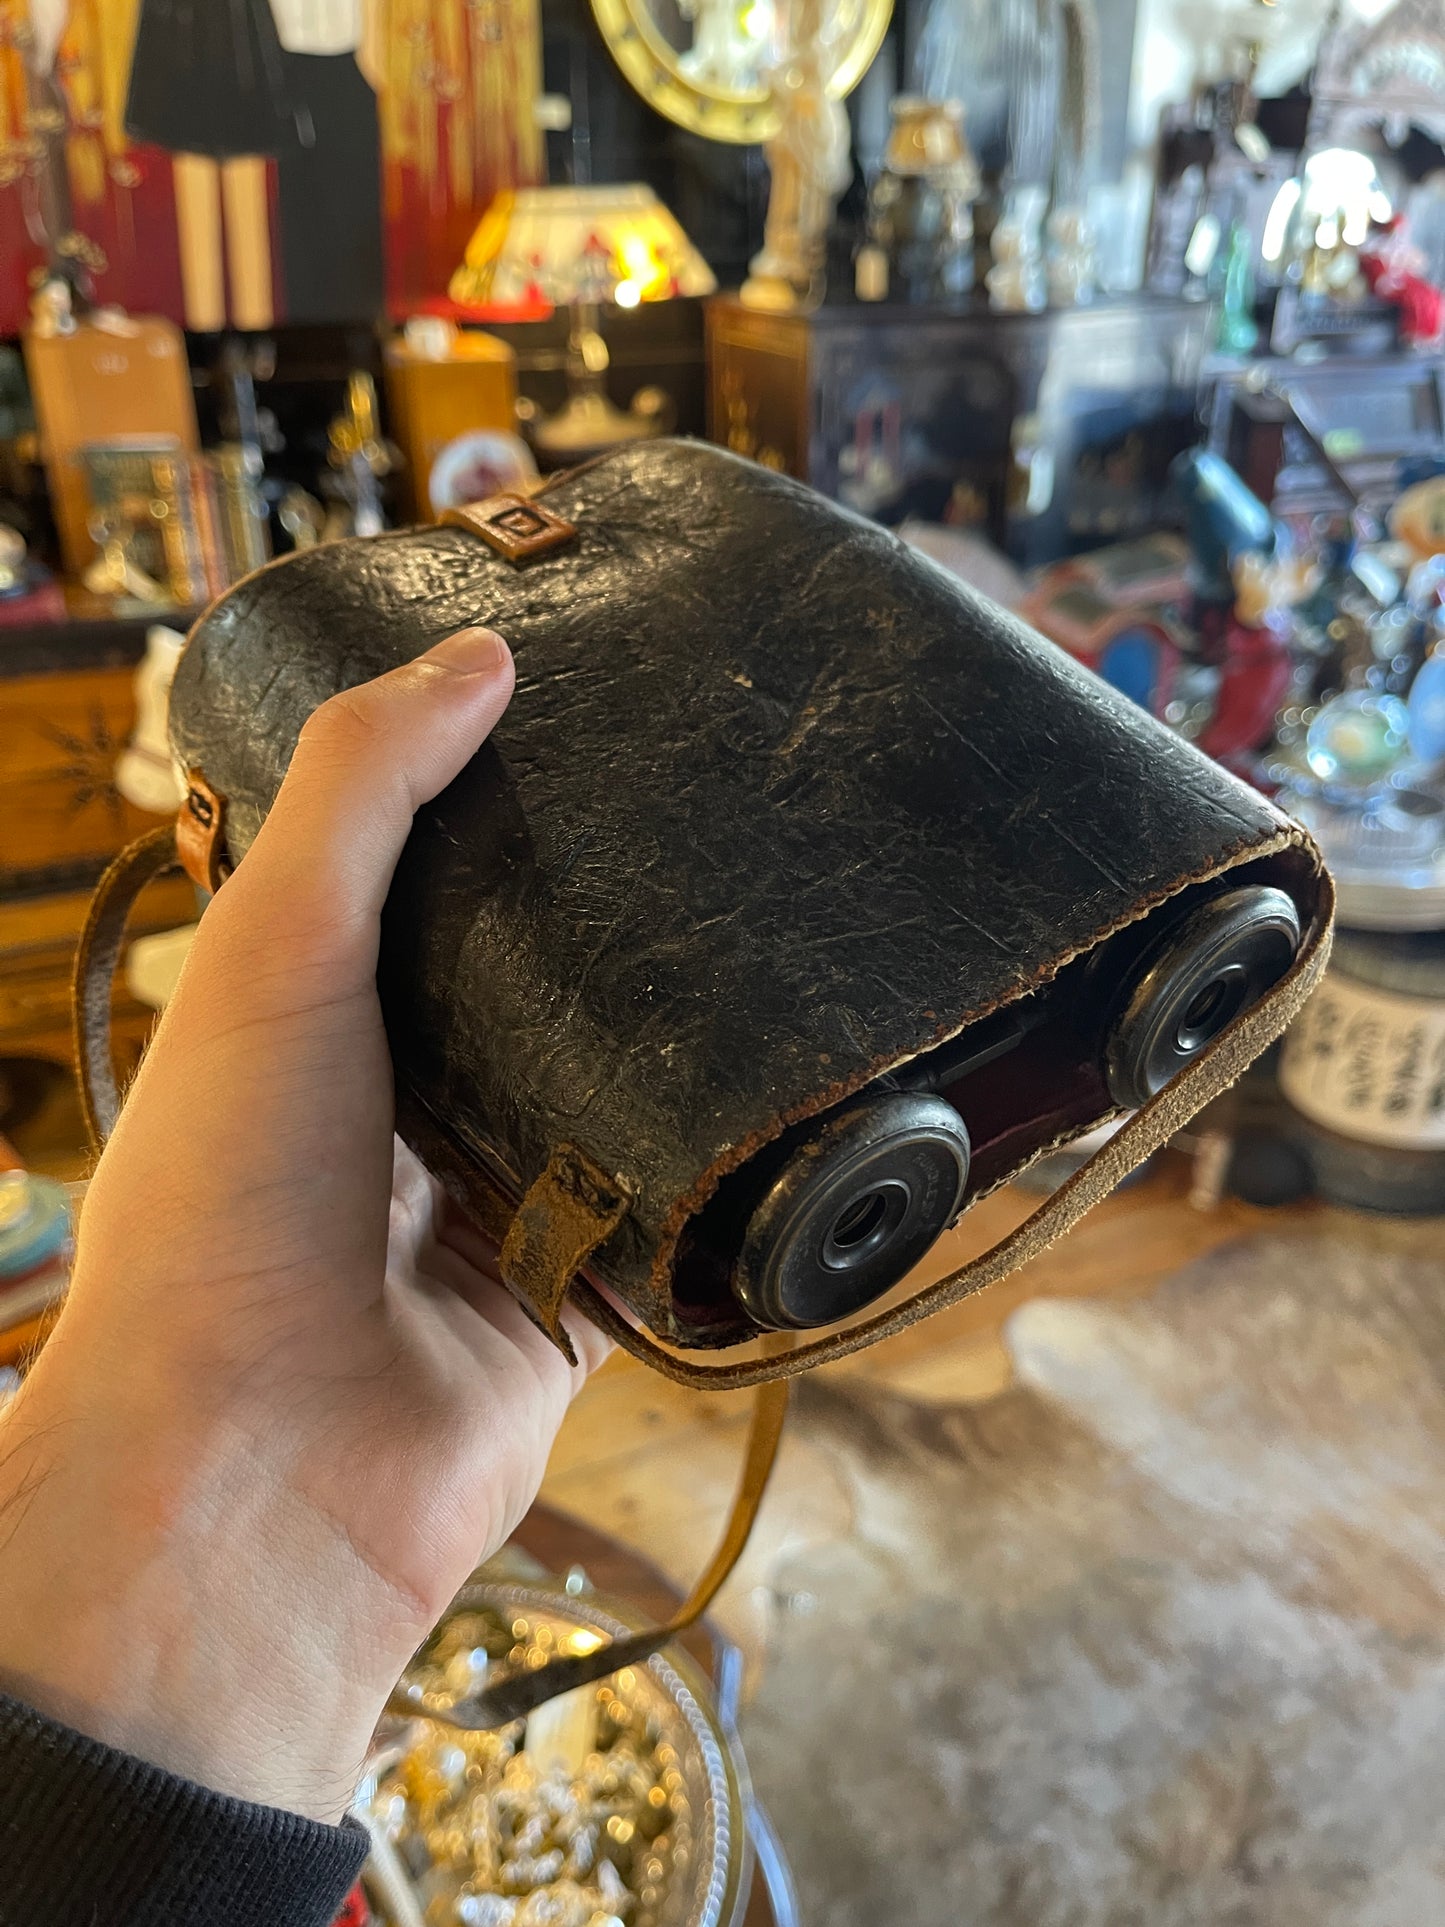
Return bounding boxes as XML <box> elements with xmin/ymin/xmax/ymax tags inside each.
<box><xmin>0</xmin><ymin>601</ymin><xmax>199</xmax><ymax>681</ymax></box>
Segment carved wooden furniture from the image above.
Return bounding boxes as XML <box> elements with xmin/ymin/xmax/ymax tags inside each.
<box><xmin>0</xmin><ymin>609</ymin><xmax>196</xmax><ymax>1113</ymax></box>
<box><xmin>705</xmin><ymin>294</ymin><xmax>1212</xmax><ymax>568</ymax></box>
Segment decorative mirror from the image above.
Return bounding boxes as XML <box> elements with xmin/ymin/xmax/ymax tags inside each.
<box><xmin>588</xmin><ymin>0</ymin><xmax>893</xmax><ymax>142</ymax></box>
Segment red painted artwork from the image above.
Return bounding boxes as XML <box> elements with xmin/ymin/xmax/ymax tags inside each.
<box><xmin>0</xmin><ymin>0</ymin><xmax>185</xmax><ymax>332</ymax></box>
<box><xmin>1</xmin><ymin>0</ymin><xmax>545</xmax><ymax>331</ymax></box>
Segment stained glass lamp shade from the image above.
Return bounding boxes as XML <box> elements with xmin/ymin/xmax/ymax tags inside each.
<box><xmin>451</xmin><ymin>185</ymin><xmax>717</xmax><ymax>458</ymax></box>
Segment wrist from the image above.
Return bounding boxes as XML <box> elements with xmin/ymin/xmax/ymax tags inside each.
<box><xmin>0</xmin><ymin>1335</ymin><xmax>396</xmax><ymax>1822</ymax></box>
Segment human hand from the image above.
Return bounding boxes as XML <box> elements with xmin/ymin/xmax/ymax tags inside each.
<box><xmin>0</xmin><ymin>629</ymin><xmax>610</xmax><ymax>1822</ymax></box>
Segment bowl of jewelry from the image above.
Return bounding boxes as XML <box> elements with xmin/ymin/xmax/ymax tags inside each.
<box><xmin>358</xmin><ymin>1583</ymin><xmax>749</xmax><ymax>1927</ymax></box>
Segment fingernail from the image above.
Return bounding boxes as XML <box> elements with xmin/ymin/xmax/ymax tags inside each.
<box><xmin>427</xmin><ymin>628</ymin><xmax>511</xmax><ymax>675</ymax></box>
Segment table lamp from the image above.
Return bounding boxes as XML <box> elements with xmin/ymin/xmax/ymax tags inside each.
<box><xmin>450</xmin><ymin>184</ymin><xmax>716</xmax><ymax>460</ymax></box>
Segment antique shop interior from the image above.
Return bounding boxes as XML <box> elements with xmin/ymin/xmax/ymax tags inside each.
<box><xmin>4</xmin><ymin>0</ymin><xmax>1445</xmax><ymax>1922</ymax></box>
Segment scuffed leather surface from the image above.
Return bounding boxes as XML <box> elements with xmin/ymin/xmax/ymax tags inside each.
<box><xmin>169</xmin><ymin>440</ymin><xmax>1317</xmax><ymax>1345</ymax></box>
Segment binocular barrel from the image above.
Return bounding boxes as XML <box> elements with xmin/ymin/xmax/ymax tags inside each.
<box><xmin>716</xmin><ymin>883</ymin><xmax>1302</xmax><ymax>1332</ymax></box>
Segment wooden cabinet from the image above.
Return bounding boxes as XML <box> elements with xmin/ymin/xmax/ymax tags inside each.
<box><xmin>0</xmin><ymin>612</ymin><xmax>196</xmax><ymax>1104</ymax></box>
<box><xmin>706</xmin><ymin>294</ymin><xmax>1213</xmax><ymax>569</ymax></box>
<box><xmin>0</xmin><ymin>662</ymin><xmax>169</xmax><ymax>893</ymax></box>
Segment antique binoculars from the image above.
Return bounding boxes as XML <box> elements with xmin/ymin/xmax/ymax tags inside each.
<box><xmin>695</xmin><ymin>878</ymin><xmax>1302</xmax><ymax>1331</ymax></box>
<box><xmin>160</xmin><ymin>441</ymin><xmax>1331</xmax><ymax>1386</ymax></box>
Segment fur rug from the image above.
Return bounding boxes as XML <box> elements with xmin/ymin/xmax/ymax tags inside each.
<box><xmin>740</xmin><ymin>1226</ymin><xmax>1445</xmax><ymax>1926</ymax></box>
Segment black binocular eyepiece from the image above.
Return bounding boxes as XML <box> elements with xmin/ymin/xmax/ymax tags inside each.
<box><xmin>730</xmin><ymin>1093</ymin><xmax>972</xmax><ymax>1331</ymax></box>
<box><xmin>1102</xmin><ymin>885</ymin><xmax>1301</xmax><ymax>1110</ymax></box>
<box><xmin>722</xmin><ymin>882</ymin><xmax>1302</xmax><ymax>1332</ymax></box>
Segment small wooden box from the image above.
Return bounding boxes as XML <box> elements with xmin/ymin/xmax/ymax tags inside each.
<box><xmin>384</xmin><ymin>331</ymin><xmax>518</xmax><ymax>521</ymax></box>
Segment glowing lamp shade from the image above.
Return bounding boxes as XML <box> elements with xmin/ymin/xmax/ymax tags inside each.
<box><xmin>450</xmin><ymin>185</ymin><xmax>716</xmax><ymax>460</ymax></box>
<box><xmin>451</xmin><ymin>184</ymin><xmax>716</xmax><ymax>312</ymax></box>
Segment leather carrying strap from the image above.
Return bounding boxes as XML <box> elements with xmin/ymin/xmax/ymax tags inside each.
<box><xmin>72</xmin><ymin>824</ymin><xmax>183</xmax><ymax>1151</ymax></box>
<box><xmin>384</xmin><ymin>1373</ymin><xmax>791</xmax><ymax>1731</ymax></box>
<box><xmin>500</xmin><ymin>1147</ymin><xmax>631</xmax><ymax>1365</ymax></box>
<box><xmin>73</xmin><ymin>773</ymin><xmax>229</xmax><ymax>1152</ymax></box>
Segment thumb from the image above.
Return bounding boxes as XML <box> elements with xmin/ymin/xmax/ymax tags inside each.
<box><xmin>209</xmin><ymin>627</ymin><xmax>515</xmax><ymax>993</ymax></box>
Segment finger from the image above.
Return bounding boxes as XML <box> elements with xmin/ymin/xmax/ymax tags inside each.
<box><xmin>434</xmin><ymin>1192</ymin><xmax>503</xmax><ymax>1275</ymax></box>
<box><xmin>559</xmin><ymin>1304</ymin><xmax>615</xmax><ymax>1378</ymax></box>
<box><xmin>217</xmin><ymin>628</ymin><xmax>514</xmax><ymax>988</ymax></box>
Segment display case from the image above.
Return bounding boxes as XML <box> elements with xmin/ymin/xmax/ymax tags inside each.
<box><xmin>1206</xmin><ymin>352</ymin><xmax>1445</xmax><ymax>522</ymax></box>
<box><xmin>706</xmin><ymin>294</ymin><xmax>1214</xmax><ymax>567</ymax></box>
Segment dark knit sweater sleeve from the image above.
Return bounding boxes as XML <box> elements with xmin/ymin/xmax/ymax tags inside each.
<box><xmin>0</xmin><ymin>1690</ymin><xmax>368</xmax><ymax>1927</ymax></box>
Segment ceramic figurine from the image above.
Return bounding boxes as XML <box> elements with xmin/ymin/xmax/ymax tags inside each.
<box><xmin>1361</xmin><ymin>213</ymin><xmax>1445</xmax><ymax>349</ymax></box>
<box><xmin>1232</xmin><ymin>551</ymin><xmax>1320</xmax><ymax>630</ymax></box>
<box><xmin>28</xmin><ymin>275</ymin><xmax>76</xmax><ymax>340</ymax></box>
<box><xmin>741</xmin><ymin>0</ymin><xmax>853</xmax><ymax>312</ymax></box>
<box><xmin>1171</xmin><ymin>448</ymin><xmax>1280</xmax><ymax>603</ymax></box>
<box><xmin>985</xmin><ymin>186</ymin><xmax>1047</xmax><ymax>312</ymax></box>
<box><xmin>325</xmin><ymin>372</ymin><xmax>394</xmax><ymax>539</ymax></box>
<box><xmin>115</xmin><ymin>625</ymin><xmax>188</xmax><ymax>816</ymax></box>
<box><xmin>1192</xmin><ymin>550</ymin><xmax>1314</xmax><ymax>772</ymax></box>
<box><xmin>1216</xmin><ymin>222</ymin><xmax>1259</xmax><ymax>354</ymax></box>
<box><xmin>1045</xmin><ymin>204</ymin><xmax>1096</xmax><ymax>307</ymax></box>
<box><xmin>679</xmin><ymin>0</ymin><xmax>771</xmax><ymax>88</ymax></box>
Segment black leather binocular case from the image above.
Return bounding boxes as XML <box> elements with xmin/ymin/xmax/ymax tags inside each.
<box><xmin>135</xmin><ymin>442</ymin><xmax>1331</xmax><ymax>1391</ymax></box>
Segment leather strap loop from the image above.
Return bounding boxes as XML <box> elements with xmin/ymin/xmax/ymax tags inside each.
<box><xmin>499</xmin><ymin>1146</ymin><xmax>632</xmax><ymax>1364</ymax></box>
<box><xmin>175</xmin><ymin>769</ymin><xmax>229</xmax><ymax>895</ymax></box>
<box><xmin>72</xmin><ymin>824</ymin><xmax>183</xmax><ymax>1153</ymax></box>
<box><xmin>441</xmin><ymin>492</ymin><xmax>578</xmax><ymax>566</ymax></box>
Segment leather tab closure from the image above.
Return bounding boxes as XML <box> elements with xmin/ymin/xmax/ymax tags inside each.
<box><xmin>175</xmin><ymin>770</ymin><xmax>229</xmax><ymax>895</ymax></box>
<box><xmin>500</xmin><ymin>1145</ymin><xmax>630</xmax><ymax>1362</ymax></box>
<box><xmin>441</xmin><ymin>492</ymin><xmax>578</xmax><ymax>566</ymax></box>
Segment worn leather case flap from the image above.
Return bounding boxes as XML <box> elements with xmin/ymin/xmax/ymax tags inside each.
<box><xmin>168</xmin><ymin>440</ymin><xmax>1329</xmax><ymax>1363</ymax></box>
